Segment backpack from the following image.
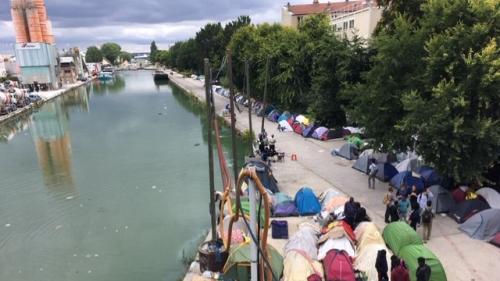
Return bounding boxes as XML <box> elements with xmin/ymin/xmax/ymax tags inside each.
<box><xmin>323</xmin><ymin>249</ymin><xmax>356</xmax><ymax>281</ymax></box>
<box><xmin>422</xmin><ymin>209</ymin><xmax>433</xmax><ymax>224</ymax></box>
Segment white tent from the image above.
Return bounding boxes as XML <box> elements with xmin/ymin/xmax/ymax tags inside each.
<box><xmin>477</xmin><ymin>187</ymin><xmax>500</xmax><ymax>209</ymax></box>
<box><xmin>318</xmin><ymin>237</ymin><xmax>355</xmax><ymax>260</ymax></box>
<box><xmin>354</xmin><ymin>243</ymin><xmax>392</xmax><ymax>281</ymax></box>
<box><xmin>278</xmin><ymin>120</ymin><xmax>293</xmax><ymax>132</ymax></box>
<box><xmin>396</xmin><ymin>157</ymin><xmax>421</xmax><ymax>173</ymax></box>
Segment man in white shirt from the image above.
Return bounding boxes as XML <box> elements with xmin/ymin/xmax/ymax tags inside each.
<box><xmin>368</xmin><ymin>159</ymin><xmax>378</xmax><ymax>189</ymax></box>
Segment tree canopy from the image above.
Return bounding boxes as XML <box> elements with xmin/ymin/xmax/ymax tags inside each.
<box><xmin>150</xmin><ymin>41</ymin><xmax>158</xmax><ymax>63</ymax></box>
<box><xmin>85</xmin><ymin>46</ymin><xmax>103</xmax><ymax>63</ymax></box>
<box><xmin>101</xmin><ymin>42</ymin><xmax>122</xmax><ymax>65</ymax></box>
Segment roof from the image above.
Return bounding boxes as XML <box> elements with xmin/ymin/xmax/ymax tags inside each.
<box><xmin>286</xmin><ymin>1</ymin><xmax>365</xmax><ymax>16</ymax></box>
<box><xmin>60</xmin><ymin>57</ymin><xmax>74</xmax><ymax>64</ymax></box>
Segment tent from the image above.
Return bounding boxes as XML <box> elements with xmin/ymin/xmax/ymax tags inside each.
<box><xmin>390</xmin><ymin>171</ymin><xmax>425</xmax><ymax>194</ymax></box>
<box><xmin>295</xmin><ymin>115</ymin><xmax>310</xmax><ymax>126</ymax></box>
<box><xmin>382</xmin><ymin>222</ymin><xmax>423</xmax><ymax>256</ymax></box>
<box><xmin>284</xmin><ymin>224</ymin><xmax>319</xmax><ymax>259</ymax></box>
<box><xmin>232</xmin><ymin>199</ymin><xmax>266</xmax><ymax>227</ymax></box>
<box><xmin>272</xmin><ymin>192</ymin><xmax>293</xmax><ymax>206</ymax></box>
<box><xmin>292</xmin><ymin>122</ymin><xmax>303</xmax><ymax>135</ymax></box>
<box><xmin>476</xmin><ymin>187</ymin><xmax>500</xmax><ymax>209</ymax></box>
<box><xmin>332</xmin><ymin>143</ymin><xmax>359</xmax><ymax>160</ymax></box>
<box><xmin>399</xmin><ymin>245</ymin><xmax>447</xmax><ymax>281</ymax></box>
<box><xmin>449</xmin><ymin>199</ymin><xmax>490</xmax><ymax>223</ymax></box>
<box><xmin>318</xmin><ymin>237</ymin><xmax>355</xmax><ymax>260</ymax></box>
<box><xmin>302</xmin><ymin>124</ymin><xmax>317</xmax><ymax>138</ymax></box>
<box><xmin>354</xmin><ymin>243</ymin><xmax>392</xmax><ymax>281</ymax></box>
<box><xmin>375</xmin><ymin>163</ymin><xmax>399</xmax><ymax>182</ymax></box>
<box><xmin>359</xmin><ymin>149</ymin><xmax>396</xmax><ymax>164</ymax></box>
<box><xmin>267</xmin><ymin>110</ymin><xmax>281</xmax><ymax>122</ymax></box>
<box><xmin>273</xmin><ymin>201</ymin><xmax>299</xmax><ymax>217</ymax></box>
<box><xmin>396</xmin><ymin>157</ymin><xmax>421</xmax><ymax>173</ymax></box>
<box><xmin>429</xmin><ymin>185</ymin><xmax>456</xmax><ymax>213</ymax></box>
<box><xmin>278</xmin><ymin>120</ymin><xmax>293</xmax><ymax>132</ymax></box>
<box><xmin>345</xmin><ymin>135</ymin><xmax>364</xmax><ymax>148</ymax></box>
<box><xmin>459</xmin><ymin>209</ymin><xmax>500</xmax><ymax>240</ymax></box>
<box><xmin>283</xmin><ymin>250</ymin><xmax>324</xmax><ymax>281</ymax></box>
<box><xmin>223</xmin><ymin>243</ymin><xmax>283</xmax><ymax>281</ymax></box>
<box><xmin>278</xmin><ymin>111</ymin><xmax>291</xmax><ymax>122</ymax></box>
<box><xmin>312</xmin><ymin>127</ymin><xmax>328</xmax><ymax>140</ymax></box>
<box><xmin>418</xmin><ymin>166</ymin><xmax>441</xmax><ymax>187</ymax></box>
<box><xmin>294</xmin><ymin>187</ymin><xmax>321</xmax><ymax>216</ymax></box>
<box><xmin>356</xmin><ymin>222</ymin><xmax>386</xmax><ymax>251</ymax></box>
<box><xmin>325</xmin><ymin>128</ymin><xmax>343</xmax><ymax>140</ymax></box>
<box><xmin>352</xmin><ymin>155</ymin><xmax>370</xmax><ymax>174</ymax></box>
<box><xmin>246</xmin><ymin>160</ymin><xmax>279</xmax><ymax>193</ymax></box>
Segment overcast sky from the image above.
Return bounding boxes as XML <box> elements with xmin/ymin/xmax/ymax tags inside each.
<box><xmin>0</xmin><ymin>0</ymin><xmax>292</xmax><ymax>54</ymax></box>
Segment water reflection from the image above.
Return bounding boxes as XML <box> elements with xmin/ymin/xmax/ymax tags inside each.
<box><xmin>30</xmin><ymin>88</ymin><xmax>89</xmax><ymax>191</ymax></box>
<box><xmin>0</xmin><ymin>114</ymin><xmax>31</xmax><ymax>143</ymax></box>
<box><xmin>91</xmin><ymin>74</ymin><xmax>126</xmax><ymax>95</ymax></box>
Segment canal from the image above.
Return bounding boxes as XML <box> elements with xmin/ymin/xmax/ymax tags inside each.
<box><xmin>0</xmin><ymin>70</ymin><xmax>249</xmax><ymax>281</ymax></box>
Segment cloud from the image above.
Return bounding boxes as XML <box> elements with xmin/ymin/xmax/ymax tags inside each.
<box><xmin>0</xmin><ymin>0</ymin><xmax>284</xmax><ymax>53</ymax></box>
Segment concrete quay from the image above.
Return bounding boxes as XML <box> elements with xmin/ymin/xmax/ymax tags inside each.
<box><xmin>167</xmin><ymin>70</ymin><xmax>499</xmax><ymax>281</ymax></box>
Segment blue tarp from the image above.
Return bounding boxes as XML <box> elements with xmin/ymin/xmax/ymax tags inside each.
<box><xmin>294</xmin><ymin>187</ymin><xmax>321</xmax><ymax>216</ymax></box>
<box><xmin>390</xmin><ymin>171</ymin><xmax>425</xmax><ymax>194</ymax></box>
<box><xmin>278</xmin><ymin>111</ymin><xmax>292</xmax><ymax>122</ymax></box>
<box><xmin>267</xmin><ymin>110</ymin><xmax>281</xmax><ymax>122</ymax></box>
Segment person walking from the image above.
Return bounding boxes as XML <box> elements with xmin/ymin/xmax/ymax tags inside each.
<box><xmin>409</xmin><ymin>204</ymin><xmax>421</xmax><ymax>231</ymax></box>
<box><xmin>421</xmin><ymin>201</ymin><xmax>434</xmax><ymax>242</ymax></box>
<box><xmin>368</xmin><ymin>159</ymin><xmax>378</xmax><ymax>189</ymax></box>
<box><xmin>416</xmin><ymin>257</ymin><xmax>431</xmax><ymax>281</ymax></box>
<box><xmin>384</xmin><ymin>186</ymin><xmax>396</xmax><ymax>223</ymax></box>
<box><xmin>398</xmin><ymin>196</ymin><xmax>410</xmax><ymax>222</ymax></box>
<box><xmin>375</xmin><ymin>249</ymin><xmax>389</xmax><ymax>281</ymax></box>
<box><xmin>388</xmin><ymin>200</ymin><xmax>400</xmax><ymax>222</ymax></box>
<box><xmin>418</xmin><ymin>187</ymin><xmax>434</xmax><ymax>211</ymax></box>
<box><xmin>269</xmin><ymin>135</ymin><xmax>276</xmax><ymax>156</ymax></box>
<box><xmin>391</xmin><ymin>259</ymin><xmax>410</xmax><ymax>281</ymax></box>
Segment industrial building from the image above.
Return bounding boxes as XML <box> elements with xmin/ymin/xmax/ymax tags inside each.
<box><xmin>11</xmin><ymin>0</ymin><xmax>60</xmax><ymax>89</ymax></box>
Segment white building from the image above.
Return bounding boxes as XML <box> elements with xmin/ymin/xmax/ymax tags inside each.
<box><xmin>282</xmin><ymin>0</ymin><xmax>382</xmax><ymax>41</ymax></box>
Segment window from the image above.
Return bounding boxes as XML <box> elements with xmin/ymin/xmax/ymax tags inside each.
<box><xmin>343</xmin><ymin>21</ymin><xmax>348</xmax><ymax>30</ymax></box>
<box><xmin>349</xmin><ymin>20</ymin><xmax>354</xmax><ymax>28</ymax></box>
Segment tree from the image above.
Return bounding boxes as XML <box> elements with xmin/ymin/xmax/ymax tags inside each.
<box><xmin>101</xmin><ymin>42</ymin><xmax>122</xmax><ymax>65</ymax></box>
<box><xmin>150</xmin><ymin>41</ymin><xmax>158</xmax><ymax>63</ymax></box>
<box><xmin>195</xmin><ymin>23</ymin><xmax>224</xmax><ymax>71</ymax></box>
<box><xmin>120</xmin><ymin>51</ymin><xmax>132</xmax><ymax>63</ymax></box>
<box><xmin>85</xmin><ymin>46</ymin><xmax>102</xmax><ymax>63</ymax></box>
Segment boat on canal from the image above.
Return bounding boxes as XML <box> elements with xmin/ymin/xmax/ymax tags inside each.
<box><xmin>153</xmin><ymin>70</ymin><xmax>169</xmax><ymax>81</ymax></box>
<box><xmin>99</xmin><ymin>65</ymin><xmax>115</xmax><ymax>80</ymax></box>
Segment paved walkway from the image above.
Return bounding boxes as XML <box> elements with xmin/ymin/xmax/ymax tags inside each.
<box><xmin>169</xmin><ymin>71</ymin><xmax>499</xmax><ymax>281</ymax></box>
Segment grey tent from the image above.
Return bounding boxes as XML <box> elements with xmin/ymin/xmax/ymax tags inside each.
<box><xmin>332</xmin><ymin>143</ymin><xmax>359</xmax><ymax>160</ymax></box>
<box><xmin>459</xmin><ymin>209</ymin><xmax>500</xmax><ymax>240</ymax></box>
<box><xmin>429</xmin><ymin>185</ymin><xmax>456</xmax><ymax>214</ymax></box>
<box><xmin>352</xmin><ymin>154</ymin><xmax>370</xmax><ymax>174</ymax></box>
<box><xmin>476</xmin><ymin>187</ymin><xmax>500</xmax><ymax>209</ymax></box>
<box><xmin>359</xmin><ymin>149</ymin><xmax>396</xmax><ymax>164</ymax></box>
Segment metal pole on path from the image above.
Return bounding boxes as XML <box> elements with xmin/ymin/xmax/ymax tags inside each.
<box><xmin>245</xmin><ymin>60</ymin><xmax>254</xmax><ymax>157</ymax></box>
<box><xmin>204</xmin><ymin>58</ymin><xmax>217</xmax><ymax>242</ymax></box>
<box><xmin>227</xmin><ymin>49</ymin><xmax>239</xmax><ymax>192</ymax></box>
<box><xmin>261</xmin><ymin>56</ymin><xmax>270</xmax><ymax>134</ymax></box>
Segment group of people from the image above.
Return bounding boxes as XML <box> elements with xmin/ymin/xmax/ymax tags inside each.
<box><xmin>376</xmin><ymin>250</ymin><xmax>432</xmax><ymax>281</ymax></box>
<box><xmin>343</xmin><ymin>197</ymin><xmax>371</xmax><ymax>229</ymax></box>
<box><xmin>257</xmin><ymin>130</ymin><xmax>277</xmax><ymax>162</ymax></box>
<box><xmin>384</xmin><ymin>185</ymin><xmax>435</xmax><ymax>241</ymax></box>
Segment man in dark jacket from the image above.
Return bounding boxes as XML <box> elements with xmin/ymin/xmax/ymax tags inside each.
<box><xmin>416</xmin><ymin>257</ymin><xmax>431</xmax><ymax>281</ymax></box>
<box><xmin>344</xmin><ymin>197</ymin><xmax>357</xmax><ymax>228</ymax></box>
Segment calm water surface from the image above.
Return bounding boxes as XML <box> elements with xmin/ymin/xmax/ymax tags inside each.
<box><xmin>0</xmin><ymin>71</ymin><xmax>249</xmax><ymax>281</ymax></box>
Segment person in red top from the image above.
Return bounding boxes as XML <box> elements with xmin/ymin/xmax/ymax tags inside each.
<box><xmin>391</xmin><ymin>258</ymin><xmax>410</xmax><ymax>281</ymax></box>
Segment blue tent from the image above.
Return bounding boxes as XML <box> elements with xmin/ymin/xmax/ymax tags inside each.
<box><xmin>302</xmin><ymin>124</ymin><xmax>317</xmax><ymax>138</ymax></box>
<box><xmin>294</xmin><ymin>187</ymin><xmax>321</xmax><ymax>216</ymax></box>
<box><xmin>418</xmin><ymin>166</ymin><xmax>441</xmax><ymax>187</ymax></box>
<box><xmin>267</xmin><ymin>110</ymin><xmax>281</xmax><ymax>122</ymax></box>
<box><xmin>390</xmin><ymin>171</ymin><xmax>425</xmax><ymax>194</ymax></box>
<box><xmin>278</xmin><ymin>111</ymin><xmax>291</xmax><ymax>122</ymax></box>
<box><xmin>375</xmin><ymin>163</ymin><xmax>399</xmax><ymax>182</ymax></box>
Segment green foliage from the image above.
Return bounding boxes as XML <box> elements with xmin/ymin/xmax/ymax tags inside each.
<box><xmin>347</xmin><ymin>0</ymin><xmax>500</xmax><ymax>183</ymax></box>
<box><xmin>119</xmin><ymin>51</ymin><xmax>132</xmax><ymax>63</ymax></box>
<box><xmin>101</xmin><ymin>42</ymin><xmax>122</xmax><ymax>65</ymax></box>
<box><xmin>241</xmin><ymin>129</ymin><xmax>256</xmax><ymax>142</ymax></box>
<box><xmin>150</xmin><ymin>41</ymin><xmax>158</xmax><ymax>63</ymax></box>
<box><xmin>85</xmin><ymin>46</ymin><xmax>103</xmax><ymax>63</ymax></box>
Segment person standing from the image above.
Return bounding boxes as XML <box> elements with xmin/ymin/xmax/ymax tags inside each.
<box><xmin>398</xmin><ymin>196</ymin><xmax>410</xmax><ymax>222</ymax></box>
<box><xmin>344</xmin><ymin>197</ymin><xmax>357</xmax><ymax>228</ymax></box>
<box><xmin>391</xmin><ymin>259</ymin><xmax>410</xmax><ymax>281</ymax></box>
<box><xmin>416</xmin><ymin>257</ymin><xmax>431</xmax><ymax>281</ymax></box>
<box><xmin>375</xmin><ymin>249</ymin><xmax>389</xmax><ymax>281</ymax></box>
<box><xmin>368</xmin><ymin>159</ymin><xmax>378</xmax><ymax>189</ymax></box>
<box><xmin>421</xmin><ymin>201</ymin><xmax>435</xmax><ymax>242</ymax></box>
<box><xmin>418</xmin><ymin>187</ymin><xmax>434</xmax><ymax>211</ymax></box>
<box><xmin>388</xmin><ymin>200</ymin><xmax>400</xmax><ymax>223</ymax></box>
<box><xmin>409</xmin><ymin>204</ymin><xmax>421</xmax><ymax>231</ymax></box>
<box><xmin>269</xmin><ymin>135</ymin><xmax>276</xmax><ymax>156</ymax></box>
<box><xmin>384</xmin><ymin>186</ymin><xmax>396</xmax><ymax>223</ymax></box>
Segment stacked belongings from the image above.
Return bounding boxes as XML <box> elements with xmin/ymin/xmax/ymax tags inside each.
<box><xmin>354</xmin><ymin>222</ymin><xmax>392</xmax><ymax>281</ymax></box>
<box><xmin>383</xmin><ymin>222</ymin><xmax>447</xmax><ymax>281</ymax></box>
<box><xmin>319</xmin><ymin>189</ymin><xmax>349</xmax><ymax>218</ymax></box>
<box><xmin>283</xmin><ymin>223</ymin><xmax>324</xmax><ymax>281</ymax></box>
<box><xmin>318</xmin><ymin>221</ymin><xmax>356</xmax><ymax>260</ymax></box>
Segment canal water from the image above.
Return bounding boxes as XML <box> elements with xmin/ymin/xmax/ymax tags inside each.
<box><xmin>0</xmin><ymin>71</ymin><xmax>249</xmax><ymax>281</ymax></box>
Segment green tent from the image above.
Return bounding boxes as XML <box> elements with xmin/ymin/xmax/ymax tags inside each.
<box><xmin>382</xmin><ymin>222</ymin><xmax>423</xmax><ymax>255</ymax></box>
<box><xmin>232</xmin><ymin>198</ymin><xmax>266</xmax><ymax>227</ymax></box>
<box><xmin>399</xmin><ymin>245</ymin><xmax>447</xmax><ymax>281</ymax></box>
<box><xmin>345</xmin><ymin>135</ymin><xmax>364</xmax><ymax>148</ymax></box>
<box><xmin>223</xmin><ymin>243</ymin><xmax>283</xmax><ymax>281</ymax></box>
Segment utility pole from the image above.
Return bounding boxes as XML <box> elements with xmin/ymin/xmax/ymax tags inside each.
<box><xmin>227</xmin><ymin>49</ymin><xmax>239</xmax><ymax>190</ymax></box>
<box><xmin>245</xmin><ymin>60</ymin><xmax>254</xmax><ymax>157</ymax></box>
<box><xmin>204</xmin><ymin>58</ymin><xmax>216</xmax><ymax>242</ymax></box>
<box><xmin>261</xmin><ymin>56</ymin><xmax>270</xmax><ymax>133</ymax></box>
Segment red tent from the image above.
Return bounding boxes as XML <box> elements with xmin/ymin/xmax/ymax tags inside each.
<box><xmin>292</xmin><ymin>123</ymin><xmax>303</xmax><ymax>135</ymax></box>
<box><xmin>490</xmin><ymin>232</ymin><xmax>500</xmax><ymax>248</ymax></box>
